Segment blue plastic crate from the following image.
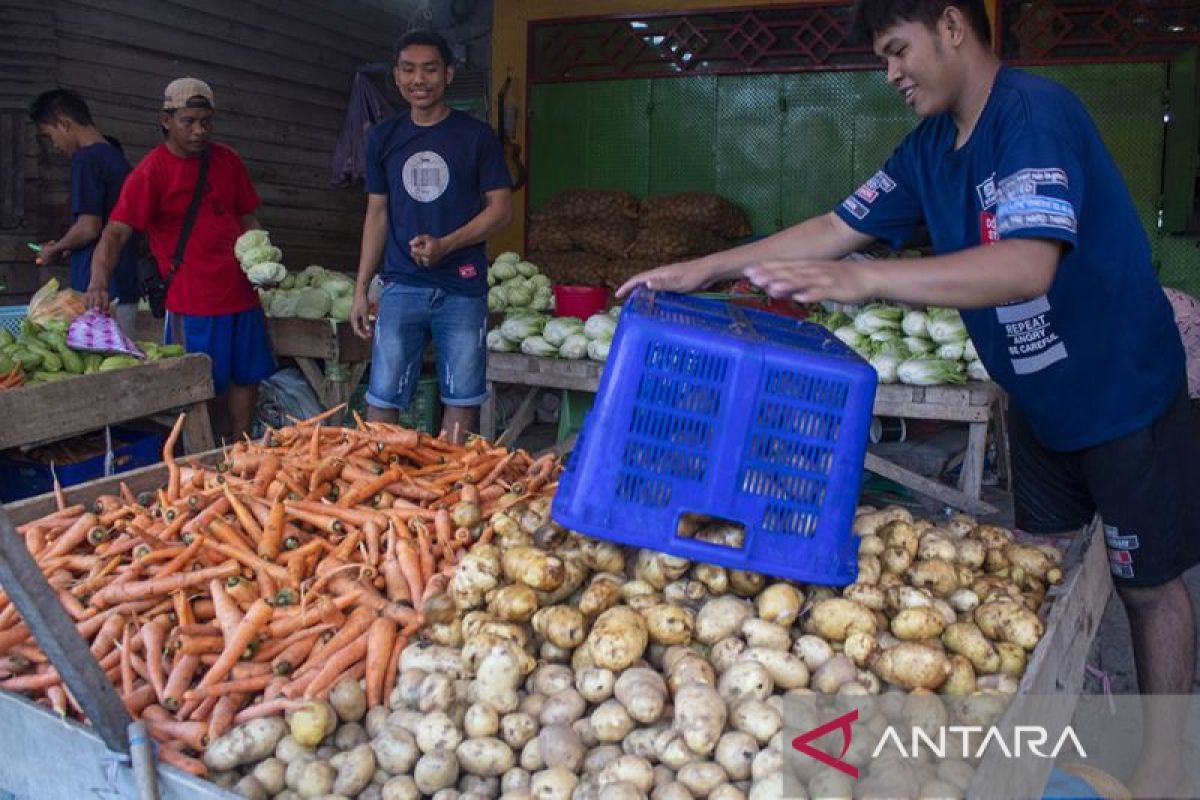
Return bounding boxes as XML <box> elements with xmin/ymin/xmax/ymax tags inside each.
<box><xmin>551</xmin><ymin>289</ymin><xmax>878</xmax><ymax>585</ymax></box>
<box><xmin>0</xmin><ymin>426</ymin><xmax>165</xmax><ymax>503</ymax></box>
<box><xmin>0</xmin><ymin>305</ymin><xmax>28</xmax><ymax>337</ymax></box>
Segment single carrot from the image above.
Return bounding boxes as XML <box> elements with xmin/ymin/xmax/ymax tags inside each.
<box><xmin>303</xmin><ymin>637</ymin><xmax>368</xmax><ymax>698</ymax></box>
<box><xmin>40</xmin><ymin>513</ymin><xmax>100</xmax><ymax>560</ymax></box>
<box><xmin>231</xmin><ymin>698</ymin><xmax>307</xmax><ymax>725</ymax></box>
<box><xmin>381</xmin><ymin>633</ymin><xmax>409</xmax><ymax>708</ymax></box>
<box><xmin>259</xmin><ymin>498</ymin><xmax>286</xmax><ymax>560</ymax></box>
<box><xmin>395</xmin><ymin>540</ymin><xmax>425</xmax><ymax>603</ymax></box>
<box><xmin>193</xmin><ymin>599</ymin><xmax>273</xmax><ymax>691</ymax></box>
<box><xmin>222</xmin><ymin>485</ymin><xmax>264</xmax><ymax>544</ymax></box>
<box><xmin>364</xmin><ymin>617</ymin><xmax>397</xmax><ymax>708</ymax></box>
<box><xmin>156</xmin><ymin>742</ymin><xmax>208</xmax><ymax>777</ymax></box>
<box><xmin>161</xmin><ymin>654</ymin><xmax>201</xmax><ymax>712</ymax></box>
<box><xmin>164</xmin><ymin>413</ymin><xmax>187</xmax><ymax>503</ymax></box>
<box><xmin>140</xmin><ymin>618</ymin><xmax>168</xmax><ymax>703</ymax></box>
<box><xmin>89</xmin><ymin>561</ymin><xmax>239</xmax><ymax>609</ymax></box>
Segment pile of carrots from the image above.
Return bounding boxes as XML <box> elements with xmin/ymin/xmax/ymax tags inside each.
<box><xmin>0</xmin><ymin>365</ymin><xmax>24</xmax><ymax>389</ymax></box>
<box><xmin>0</xmin><ymin>405</ymin><xmax>560</xmax><ymax>776</ymax></box>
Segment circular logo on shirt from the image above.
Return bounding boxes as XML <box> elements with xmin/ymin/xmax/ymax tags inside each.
<box><xmin>402</xmin><ymin>151</ymin><xmax>449</xmax><ymax>203</ymax></box>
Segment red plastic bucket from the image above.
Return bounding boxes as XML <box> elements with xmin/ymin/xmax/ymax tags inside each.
<box><xmin>553</xmin><ymin>285</ymin><xmax>609</xmax><ymax>319</ymax></box>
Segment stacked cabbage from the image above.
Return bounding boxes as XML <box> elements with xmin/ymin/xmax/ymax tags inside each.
<box><xmin>487</xmin><ymin>252</ymin><xmax>554</xmax><ymax>313</ymax></box>
<box><xmin>487</xmin><ymin>306</ymin><xmax>620</xmax><ymax>363</ymax></box>
<box><xmin>809</xmin><ymin>303</ymin><xmax>988</xmax><ymax>385</ymax></box>
<box><xmin>234</xmin><ymin>230</ymin><xmax>287</xmax><ymax>287</ymax></box>
<box><xmin>256</xmin><ymin>265</ymin><xmax>356</xmax><ymax>321</ymax></box>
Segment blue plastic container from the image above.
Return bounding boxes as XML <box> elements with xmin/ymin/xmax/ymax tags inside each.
<box><xmin>0</xmin><ymin>426</ymin><xmax>165</xmax><ymax>503</ymax></box>
<box><xmin>0</xmin><ymin>305</ymin><xmax>28</xmax><ymax>337</ymax></box>
<box><xmin>552</xmin><ymin>289</ymin><xmax>877</xmax><ymax>585</ymax></box>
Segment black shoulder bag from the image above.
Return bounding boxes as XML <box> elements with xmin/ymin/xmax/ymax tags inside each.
<box><xmin>140</xmin><ymin>148</ymin><xmax>210</xmax><ymax>318</ymax></box>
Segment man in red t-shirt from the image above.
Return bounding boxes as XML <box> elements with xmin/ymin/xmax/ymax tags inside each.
<box><xmin>87</xmin><ymin>78</ymin><xmax>274</xmax><ymax>440</ymax></box>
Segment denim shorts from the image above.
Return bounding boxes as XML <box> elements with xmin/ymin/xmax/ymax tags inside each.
<box><xmin>366</xmin><ymin>283</ymin><xmax>488</xmax><ymax>410</ymax></box>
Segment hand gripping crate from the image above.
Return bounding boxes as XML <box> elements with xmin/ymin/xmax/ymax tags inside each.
<box><xmin>551</xmin><ymin>289</ymin><xmax>877</xmax><ymax>585</ymax></box>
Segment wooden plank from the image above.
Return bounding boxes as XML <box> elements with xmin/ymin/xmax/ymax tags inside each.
<box><xmin>0</xmin><ymin>354</ymin><xmax>214</xmax><ymax>450</ymax></box>
<box><xmin>496</xmin><ymin>386</ymin><xmax>542</xmax><ymax>448</ymax></box>
<box><xmin>957</xmin><ymin>420</ymin><xmax>989</xmax><ymax>499</ymax></box>
<box><xmin>181</xmin><ymin>401</ymin><xmax>215</xmax><ymax>454</ymax></box>
<box><xmin>968</xmin><ymin>520</ymin><xmax>1110</xmax><ymax>799</ymax></box>
<box><xmin>0</xmin><ymin>511</ymin><xmax>134</xmax><ymax>755</ymax></box>
<box><xmin>2</xmin><ymin>448</ymin><xmax>224</xmax><ymax>525</ymax></box>
<box><xmin>266</xmin><ymin>318</ymin><xmax>372</xmax><ymax>362</ymax></box>
<box><xmin>863</xmin><ymin>451</ymin><xmax>998</xmax><ymax>516</ymax></box>
<box><xmin>487</xmin><ymin>353</ymin><xmax>604</xmax><ymax>392</ymax></box>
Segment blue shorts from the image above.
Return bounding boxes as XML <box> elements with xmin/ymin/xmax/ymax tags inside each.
<box><xmin>367</xmin><ymin>283</ymin><xmax>488</xmax><ymax>410</ymax></box>
<box><xmin>165</xmin><ymin>308</ymin><xmax>276</xmax><ymax>395</ymax></box>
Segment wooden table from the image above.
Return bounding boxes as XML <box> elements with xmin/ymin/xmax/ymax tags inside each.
<box><xmin>0</xmin><ymin>353</ymin><xmax>215</xmax><ymax>455</ymax></box>
<box><xmin>136</xmin><ymin>310</ymin><xmax>372</xmax><ymax>422</ymax></box>
<box><xmin>482</xmin><ymin>353</ymin><xmax>1003</xmax><ymax>514</ymax></box>
<box><xmin>265</xmin><ymin>318</ymin><xmax>371</xmax><ymax>417</ymax></box>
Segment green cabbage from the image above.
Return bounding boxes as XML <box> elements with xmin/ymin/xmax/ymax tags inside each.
<box><xmin>500</xmin><ymin>315</ymin><xmax>545</xmax><ymax>341</ymax></box>
<box><xmin>487</xmin><ymin>286</ymin><xmax>507</xmax><ymax>313</ymax></box>
<box><xmin>852</xmin><ymin>303</ymin><xmax>904</xmax><ymax>334</ymax></box>
<box><xmin>926</xmin><ymin>307</ymin><xmax>968</xmax><ymax>343</ymax></box>
<box><xmin>487</xmin><ymin>330</ymin><xmax>518</xmax><ymax>352</ymax></box>
<box><xmin>874</xmin><ymin>339</ymin><xmax>910</xmax><ymax>360</ymax></box>
<box><xmin>520</xmin><ymin>335</ymin><xmax>558</xmax><ymax>357</ymax></box>
<box><xmin>279</xmin><ymin>273</ymin><xmax>296</xmax><ymax>290</ymax></box>
<box><xmin>294</xmin><ymin>287</ymin><xmax>332</xmax><ymax>320</ymax></box>
<box><xmin>492</xmin><ymin>261</ymin><xmax>518</xmax><ymax>281</ymax></box>
<box><xmin>529</xmin><ymin>274</ymin><xmax>552</xmax><ymax>290</ymax></box>
<box><xmin>531</xmin><ymin>288</ymin><xmax>554</xmax><ymax>312</ymax></box>
<box><xmin>902</xmin><ymin>336</ymin><xmax>935</xmax><ymax>355</ymax></box>
<box><xmin>967</xmin><ymin>359</ymin><xmax>989</xmax><ymax>381</ymax></box>
<box><xmin>833</xmin><ymin>326</ymin><xmax>865</xmax><ymax>350</ymax></box>
<box><xmin>559</xmin><ymin>333</ymin><xmax>589</xmax><ymax>360</ymax></box>
<box><xmin>935</xmin><ymin>341</ymin><xmax>965</xmax><ymax>361</ymax></box>
<box><xmin>543</xmin><ymin>317</ymin><xmax>584</xmax><ymax>346</ymax></box>
<box><xmin>869</xmin><ymin>353</ymin><xmax>901</xmax><ymax>383</ymax></box>
<box><xmin>329</xmin><ymin>295</ymin><xmax>352</xmax><ymax>322</ymax></box>
<box><xmin>495</xmin><ymin>251</ymin><xmax>520</xmax><ymax>264</ymax></box>
<box><xmin>506</xmin><ymin>285</ymin><xmax>533</xmax><ymax>308</ymax></box>
<box><xmin>609</xmin><ymin>305</ymin><xmax>622</xmax><ymax>319</ymax></box>
<box><xmin>241</xmin><ymin>245</ymin><xmax>283</xmax><ymax>268</ymax></box>
<box><xmin>516</xmin><ymin>260</ymin><xmax>538</xmax><ymax>278</ymax></box>
<box><xmin>901</xmin><ymin>310</ymin><xmax>929</xmax><ymax>338</ymax></box>
<box><xmin>897</xmin><ymin>358</ymin><xmax>965</xmax><ymax>386</ymax></box>
<box><xmin>963</xmin><ymin>339</ymin><xmax>978</xmax><ymax>361</ymax></box>
<box><xmin>587</xmin><ymin>339</ymin><xmax>610</xmax><ymax>362</ymax></box>
<box><xmin>269</xmin><ymin>289</ymin><xmax>299</xmax><ymax>318</ymax></box>
<box><xmin>583</xmin><ymin>313</ymin><xmax>617</xmax><ymax>342</ymax></box>
<box><xmin>323</xmin><ymin>278</ymin><xmax>354</xmax><ymax>300</ymax></box>
<box><xmin>234</xmin><ymin>230</ymin><xmax>271</xmax><ymax>260</ymax></box>
<box><xmin>246</xmin><ymin>261</ymin><xmax>287</xmax><ymax>286</ymax></box>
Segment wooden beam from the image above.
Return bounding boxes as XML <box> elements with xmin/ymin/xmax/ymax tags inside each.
<box><xmin>863</xmin><ymin>452</ymin><xmax>998</xmax><ymax>516</ymax></box>
<box><xmin>0</xmin><ymin>354</ymin><xmax>215</xmax><ymax>451</ymax></box>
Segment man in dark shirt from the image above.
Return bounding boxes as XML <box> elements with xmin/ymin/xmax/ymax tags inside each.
<box><xmin>29</xmin><ymin>88</ymin><xmax>140</xmax><ymax>336</ymax></box>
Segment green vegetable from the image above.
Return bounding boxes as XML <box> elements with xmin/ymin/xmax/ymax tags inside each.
<box><xmin>38</xmin><ymin>330</ymin><xmax>66</xmax><ymax>350</ymax></box>
<box><xmin>901</xmin><ymin>310</ymin><xmax>929</xmax><ymax>338</ymax></box>
<box><xmin>868</xmin><ymin>353</ymin><xmax>901</xmax><ymax>383</ymax></box>
<box><xmin>159</xmin><ymin>344</ymin><xmax>185</xmax><ymax>357</ymax></box>
<box><xmin>329</xmin><ymin>296</ymin><xmax>352</xmax><ymax>322</ymax></box>
<box><xmin>40</xmin><ymin>352</ymin><xmax>63</xmax><ymax>372</ymax></box>
<box><xmin>499</xmin><ymin>315</ymin><xmax>545</xmax><ymax>342</ymax></box>
<box><xmin>587</xmin><ymin>339</ymin><xmax>610</xmax><ymax>362</ymax></box>
<box><xmin>84</xmin><ymin>353</ymin><xmax>105</xmax><ymax>374</ymax></box>
<box><xmin>529</xmin><ymin>274</ymin><xmax>552</xmax><ymax>291</ymax></box>
<box><xmin>926</xmin><ymin>307</ymin><xmax>967</xmax><ymax>343</ymax></box>
<box><xmin>293</xmin><ymin>288</ymin><xmax>332</xmax><ymax>320</ymax></box>
<box><xmin>583</xmin><ymin>313</ymin><xmax>616</xmax><ymax>342</ymax></box>
<box><xmin>486</xmin><ymin>330</ymin><xmax>518</xmax><ymax>352</ymax></box>
<box><xmin>246</xmin><ymin>261</ymin><xmax>287</xmax><ymax>286</ymax></box>
<box><xmin>902</xmin><ymin>336</ymin><xmax>935</xmax><ymax>355</ymax></box>
<box><xmin>58</xmin><ymin>346</ymin><xmax>84</xmax><ymax>374</ymax></box>
<box><xmin>99</xmin><ymin>355</ymin><xmax>140</xmax><ymax>372</ymax></box>
<box><xmin>962</xmin><ymin>339</ymin><xmax>978</xmax><ymax>361</ymax></box>
<box><xmin>519</xmin><ymin>335</ymin><xmax>558</xmax><ymax>357</ymax></box>
<box><xmin>491</xmin><ymin>261</ymin><xmax>518</xmax><ymax>282</ymax></box>
<box><xmin>852</xmin><ymin>303</ymin><xmax>904</xmax><ymax>335</ymax></box>
<box><xmin>833</xmin><ymin>326</ymin><xmax>866</xmax><ymax>350</ymax></box>
<box><xmin>935</xmin><ymin>341</ymin><xmax>965</xmax><ymax>361</ymax></box>
<box><xmin>279</xmin><ymin>273</ymin><xmax>296</xmax><ymax>290</ymax></box>
<box><xmin>543</xmin><ymin>317</ymin><xmax>584</xmax><ymax>346</ymax></box>
<box><xmin>30</xmin><ymin>371</ymin><xmax>72</xmax><ymax>383</ymax></box>
<box><xmin>559</xmin><ymin>333</ymin><xmax>589</xmax><ymax>360</ymax></box>
<box><xmin>487</xmin><ymin>286</ymin><xmax>507</xmax><ymax>313</ymax></box>
<box><xmin>0</xmin><ymin>330</ymin><xmax>14</xmax><ymax>348</ymax></box>
<box><xmin>897</xmin><ymin>358</ymin><xmax>965</xmax><ymax>386</ymax></box>
<box><xmin>234</xmin><ymin>230</ymin><xmax>272</xmax><ymax>260</ymax></box>
<box><xmin>505</xmin><ymin>285</ymin><xmax>533</xmax><ymax>308</ymax></box>
<box><xmin>516</xmin><ymin>260</ymin><xmax>538</xmax><ymax>278</ymax></box>
<box><xmin>0</xmin><ymin>355</ymin><xmax>14</xmax><ymax>374</ymax></box>
<box><xmin>41</xmin><ymin>319</ymin><xmax>68</xmax><ymax>335</ymax></box>
<box><xmin>240</xmin><ymin>244</ymin><xmax>282</xmax><ymax>268</ymax></box>
<box><xmin>495</xmin><ymin>251</ymin><xmax>520</xmax><ymax>264</ymax></box>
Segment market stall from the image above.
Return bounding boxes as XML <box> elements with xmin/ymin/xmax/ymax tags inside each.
<box><xmin>0</xmin><ymin>438</ymin><xmax>1112</xmax><ymax>798</ymax></box>
<box><xmin>0</xmin><ymin>353</ymin><xmax>215</xmax><ymax>455</ymax></box>
<box><xmin>481</xmin><ymin>352</ymin><xmax>1003</xmax><ymax>515</ymax></box>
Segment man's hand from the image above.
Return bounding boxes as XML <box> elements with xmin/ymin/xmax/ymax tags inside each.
<box><xmin>84</xmin><ymin>282</ymin><xmax>110</xmax><ymax>313</ymax></box>
<box><xmin>409</xmin><ymin>234</ymin><xmax>447</xmax><ymax>268</ymax></box>
<box><xmin>36</xmin><ymin>240</ymin><xmax>65</xmax><ymax>266</ymax></box>
<box><xmin>743</xmin><ymin>259</ymin><xmax>875</xmax><ymax>304</ymax></box>
<box><xmin>350</xmin><ymin>291</ymin><xmax>372</xmax><ymax>339</ymax></box>
<box><xmin>615</xmin><ymin>258</ymin><xmax>714</xmax><ymax>299</ymax></box>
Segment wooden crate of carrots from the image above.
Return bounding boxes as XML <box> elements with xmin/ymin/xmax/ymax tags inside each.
<box><xmin>0</xmin><ymin>406</ymin><xmax>558</xmax><ymax>777</ymax></box>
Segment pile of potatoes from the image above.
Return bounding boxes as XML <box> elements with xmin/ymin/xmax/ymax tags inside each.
<box><xmin>200</xmin><ymin>501</ymin><xmax>1063</xmax><ymax>800</ymax></box>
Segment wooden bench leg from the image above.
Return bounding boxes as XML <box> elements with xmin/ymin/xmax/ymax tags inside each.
<box><xmin>496</xmin><ymin>387</ymin><xmax>541</xmax><ymax>448</ymax></box>
<box><xmin>864</xmin><ymin>452</ymin><xmax>998</xmax><ymax>516</ymax></box>
<box><xmin>957</xmin><ymin>420</ymin><xmax>988</xmax><ymax>500</ymax></box>
<box><xmin>181</xmin><ymin>402</ymin><xmax>215</xmax><ymax>454</ymax></box>
<box><xmin>294</xmin><ymin>357</ymin><xmax>331</xmax><ymax>408</ymax></box>
<box><xmin>480</xmin><ymin>381</ymin><xmax>497</xmax><ymax>441</ymax></box>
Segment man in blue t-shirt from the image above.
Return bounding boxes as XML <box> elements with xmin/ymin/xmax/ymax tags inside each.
<box><xmin>619</xmin><ymin>1</ymin><xmax>1196</xmax><ymax>793</ymax></box>
<box><xmin>351</xmin><ymin>30</ymin><xmax>513</xmax><ymax>444</ymax></box>
<box><xmin>29</xmin><ymin>89</ymin><xmax>141</xmax><ymax>336</ymax></box>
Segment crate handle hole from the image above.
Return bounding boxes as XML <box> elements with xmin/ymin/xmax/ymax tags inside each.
<box><xmin>676</xmin><ymin>512</ymin><xmax>746</xmax><ymax>550</ymax></box>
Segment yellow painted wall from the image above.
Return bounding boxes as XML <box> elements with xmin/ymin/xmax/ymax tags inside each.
<box><xmin>490</xmin><ymin>0</ymin><xmax>999</xmax><ymax>254</ymax></box>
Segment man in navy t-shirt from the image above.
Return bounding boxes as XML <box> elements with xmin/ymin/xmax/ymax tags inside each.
<box><xmin>351</xmin><ymin>29</ymin><xmax>512</xmax><ymax>443</ymax></box>
<box><xmin>29</xmin><ymin>89</ymin><xmax>141</xmax><ymax>336</ymax></box>
<box><xmin>618</xmin><ymin>1</ymin><xmax>1196</xmax><ymax>793</ymax></box>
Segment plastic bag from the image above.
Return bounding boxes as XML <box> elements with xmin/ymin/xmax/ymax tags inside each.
<box><xmin>67</xmin><ymin>309</ymin><xmax>145</xmax><ymax>358</ymax></box>
<box><xmin>27</xmin><ymin>278</ymin><xmax>87</xmax><ymax>326</ymax></box>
